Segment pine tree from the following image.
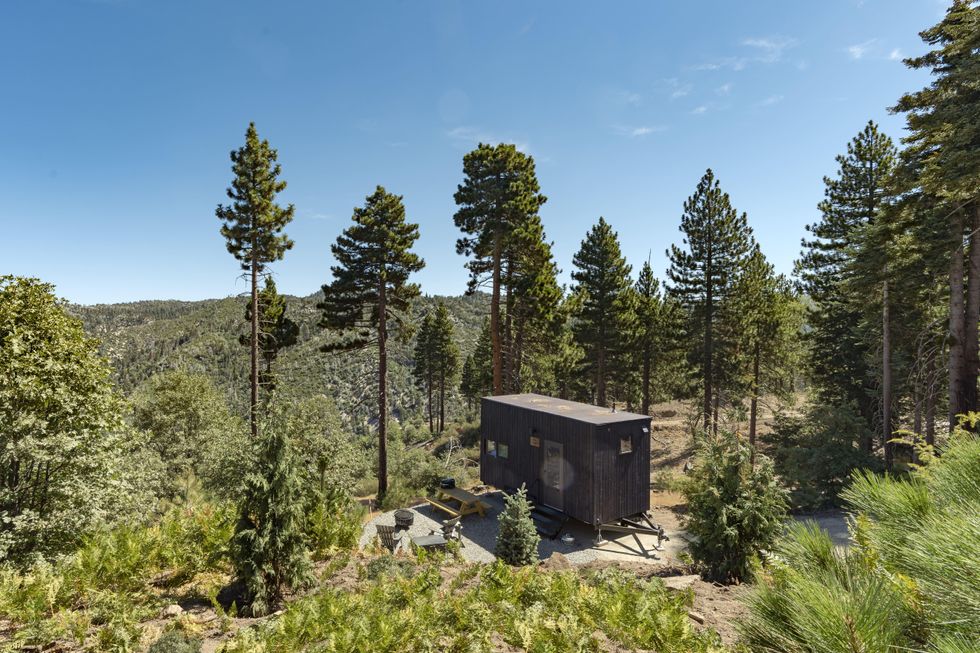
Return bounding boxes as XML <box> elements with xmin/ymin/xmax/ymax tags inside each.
<box><xmin>895</xmin><ymin>1</ymin><xmax>980</xmax><ymax>430</ymax></box>
<box><xmin>318</xmin><ymin>186</ymin><xmax>424</xmax><ymax>499</ymax></box>
<box><xmin>727</xmin><ymin>250</ymin><xmax>802</xmax><ymax>455</ymax></box>
<box><xmin>412</xmin><ymin>313</ymin><xmax>436</xmax><ymax>433</ymax></box>
<box><xmin>795</xmin><ymin>121</ymin><xmax>896</xmax><ymax>448</ymax></box>
<box><xmin>454</xmin><ymin>143</ymin><xmax>547</xmax><ymax>395</ymax></box>
<box><xmin>216</xmin><ymin>123</ymin><xmax>294</xmax><ymax>439</ymax></box>
<box><xmin>632</xmin><ymin>260</ymin><xmax>687</xmax><ymax>415</ymax></box>
<box><xmin>495</xmin><ymin>485</ymin><xmax>540</xmax><ymax>566</ymax></box>
<box><xmin>667</xmin><ymin>169</ymin><xmax>755</xmax><ymax>431</ymax></box>
<box><xmin>462</xmin><ymin>318</ymin><xmax>494</xmax><ymax>406</ymax></box>
<box><xmin>231</xmin><ymin>423</ymin><xmax>312</xmax><ymax>616</ymax></box>
<box><xmin>240</xmin><ymin>277</ymin><xmax>299</xmax><ymax>397</ymax></box>
<box><xmin>431</xmin><ymin>302</ymin><xmax>460</xmax><ymax>431</ymax></box>
<box><xmin>460</xmin><ymin>353</ymin><xmax>478</xmax><ymax>411</ymax></box>
<box><xmin>569</xmin><ymin>217</ymin><xmax>635</xmax><ymax>406</ymax></box>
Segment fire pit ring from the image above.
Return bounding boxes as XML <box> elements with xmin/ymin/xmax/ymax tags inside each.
<box><xmin>394</xmin><ymin>509</ymin><xmax>414</xmax><ymax>529</ymax></box>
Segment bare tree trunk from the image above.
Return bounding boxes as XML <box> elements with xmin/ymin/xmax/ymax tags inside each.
<box><xmin>963</xmin><ymin>205</ymin><xmax>980</xmax><ymax>423</ymax></box>
<box><xmin>491</xmin><ymin>232</ymin><xmax>503</xmax><ymax>395</ymax></box>
<box><xmin>883</xmin><ymin>278</ymin><xmax>893</xmax><ymax>468</ymax></box>
<box><xmin>377</xmin><ymin>277</ymin><xmax>389</xmax><ymax>499</ymax></box>
<box><xmin>426</xmin><ymin>369</ymin><xmax>433</xmax><ymax>434</ymax></box>
<box><xmin>704</xmin><ymin>265</ymin><xmax>714</xmax><ymax>431</ymax></box>
<box><xmin>439</xmin><ymin>365</ymin><xmax>446</xmax><ymax>432</ymax></box>
<box><xmin>249</xmin><ymin>254</ymin><xmax>259</xmax><ymax>439</ymax></box>
<box><xmin>949</xmin><ymin>211</ymin><xmax>966</xmax><ymax>431</ymax></box>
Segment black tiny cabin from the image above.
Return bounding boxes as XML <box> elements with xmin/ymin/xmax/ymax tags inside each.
<box><xmin>480</xmin><ymin>393</ymin><xmax>651</xmax><ymax>525</ymax></box>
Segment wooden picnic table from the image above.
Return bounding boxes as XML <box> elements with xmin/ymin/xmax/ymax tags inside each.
<box><xmin>426</xmin><ymin>486</ymin><xmax>491</xmax><ymax>518</ymax></box>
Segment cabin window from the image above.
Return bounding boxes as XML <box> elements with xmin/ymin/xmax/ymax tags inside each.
<box><xmin>487</xmin><ymin>439</ymin><xmax>497</xmax><ymax>457</ymax></box>
<box><xmin>498</xmin><ymin>443</ymin><xmax>509</xmax><ymax>459</ymax></box>
<box><xmin>619</xmin><ymin>435</ymin><xmax>633</xmax><ymax>454</ymax></box>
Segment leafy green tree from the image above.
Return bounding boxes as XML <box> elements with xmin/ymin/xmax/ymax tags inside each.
<box><xmin>231</xmin><ymin>421</ymin><xmax>312</xmax><ymax>616</ymax></box>
<box><xmin>318</xmin><ymin>186</ymin><xmax>424</xmax><ymax>499</ymax></box>
<box><xmin>795</xmin><ymin>121</ymin><xmax>897</xmax><ymax>448</ymax></box>
<box><xmin>495</xmin><ymin>485</ymin><xmax>540</xmax><ymax>566</ymax></box>
<box><xmin>895</xmin><ymin>1</ymin><xmax>980</xmax><ymax>430</ymax></box>
<box><xmin>131</xmin><ymin>369</ymin><xmax>242</xmax><ymax>498</ymax></box>
<box><xmin>667</xmin><ymin>169</ymin><xmax>755</xmax><ymax>431</ymax></box>
<box><xmin>240</xmin><ymin>277</ymin><xmax>299</xmax><ymax>397</ymax></box>
<box><xmin>216</xmin><ymin>123</ymin><xmax>295</xmax><ymax>439</ymax></box>
<box><xmin>454</xmin><ymin>143</ymin><xmax>547</xmax><ymax>395</ymax></box>
<box><xmin>0</xmin><ymin>276</ymin><xmax>137</xmax><ymax>560</ymax></box>
<box><xmin>570</xmin><ymin>217</ymin><xmax>636</xmax><ymax>406</ymax></box>
<box><xmin>682</xmin><ymin>431</ymin><xmax>787</xmax><ymax>583</ymax></box>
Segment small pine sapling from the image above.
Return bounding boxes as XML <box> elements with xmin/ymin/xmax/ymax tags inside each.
<box><xmin>495</xmin><ymin>485</ymin><xmax>540</xmax><ymax>566</ymax></box>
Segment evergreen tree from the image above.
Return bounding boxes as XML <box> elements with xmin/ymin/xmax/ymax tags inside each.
<box><xmin>461</xmin><ymin>318</ymin><xmax>494</xmax><ymax>407</ymax></box>
<box><xmin>495</xmin><ymin>485</ymin><xmax>540</xmax><ymax>566</ymax></box>
<box><xmin>460</xmin><ymin>353</ymin><xmax>478</xmax><ymax>411</ymax></box>
<box><xmin>431</xmin><ymin>302</ymin><xmax>460</xmax><ymax>431</ymax></box>
<box><xmin>318</xmin><ymin>186</ymin><xmax>424</xmax><ymax>499</ymax></box>
<box><xmin>667</xmin><ymin>169</ymin><xmax>755</xmax><ymax>430</ymax></box>
<box><xmin>570</xmin><ymin>217</ymin><xmax>635</xmax><ymax>406</ymax></box>
<box><xmin>795</xmin><ymin>121</ymin><xmax>896</xmax><ymax>448</ymax></box>
<box><xmin>412</xmin><ymin>312</ymin><xmax>436</xmax><ymax>432</ymax></box>
<box><xmin>895</xmin><ymin>1</ymin><xmax>980</xmax><ymax>430</ymax></box>
<box><xmin>216</xmin><ymin>123</ymin><xmax>295</xmax><ymax>439</ymax></box>
<box><xmin>454</xmin><ymin>143</ymin><xmax>547</xmax><ymax>395</ymax></box>
<box><xmin>231</xmin><ymin>422</ymin><xmax>312</xmax><ymax>616</ymax></box>
<box><xmin>240</xmin><ymin>277</ymin><xmax>299</xmax><ymax>397</ymax></box>
<box><xmin>727</xmin><ymin>250</ymin><xmax>802</xmax><ymax>454</ymax></box>
<box><xmin>633</xmin><ymin>260</ymin><xmax>686</xmax><ymax>415</ymax></box>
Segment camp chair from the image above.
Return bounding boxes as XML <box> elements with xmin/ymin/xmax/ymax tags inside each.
<box><xmin>431</xmin><ymin>516</ymin><xmax>463</xmax><ymax>545</ymax></box>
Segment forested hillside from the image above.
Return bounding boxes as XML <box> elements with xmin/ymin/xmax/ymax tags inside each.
<box><xmin>72</xmin><ymin>292</ymin><xmax>490</xmax><ymax>430</ymax></box>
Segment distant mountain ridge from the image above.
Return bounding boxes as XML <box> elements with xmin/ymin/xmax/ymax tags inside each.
<box><xmin>72</xmin><ymin>292</ymin><xmax>490</xmax><ymax>431</ymax></box>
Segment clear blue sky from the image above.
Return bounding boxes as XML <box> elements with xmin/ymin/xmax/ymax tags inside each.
<box><xmin>1</xmin><ymin>0</ymin><xmax>945</xmax><ymax>305</ymax></box>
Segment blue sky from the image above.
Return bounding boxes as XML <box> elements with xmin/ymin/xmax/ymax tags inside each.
<box><xmin>1</xmin><ymin>0</ymin><xmax>945</xmax><ymax>304</ymax></box>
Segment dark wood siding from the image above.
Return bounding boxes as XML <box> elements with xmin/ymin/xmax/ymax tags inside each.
<box><xmin>480</xmin><ymin>398</ymin><xmax>594</xmax><ymax>523</ymax></box>
<box><xmin>481</xmin><ymin>397</ymin><xmax>651</xmax><ymax>524</ymax></box>
<box><xmin>592</xmin><ymin>420</ymin><xmax>651</xmax><ymax>523</ymax></box>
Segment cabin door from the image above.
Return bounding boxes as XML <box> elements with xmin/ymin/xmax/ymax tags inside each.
<box><xmin>541</xmin><ymin>440</ymin><xmax>564</xmax><ymax>511</ymax></box>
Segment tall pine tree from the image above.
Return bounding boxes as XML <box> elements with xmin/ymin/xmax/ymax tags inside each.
<box><xmin>318</xmin><ymin>186</ymin><xmax>424</xmax><ymax>498</ymax></box>
<box><xmin>795</xmin><ymin>121</ymin><xmax>896</xmax><ymax>449</ymax></box>
<box><xmin>453</xmin><ymin>143</ymin><xmax>548</xmax><ymax>395</ymax></box>
<box><xmin>431</xmin><ymin>302</ymin><xmax>460</xmax><ymax>431</ymax></box>
<box><xmin>570</xmin><ymin>217</ymin><xmax>636</xmax><ymax>406</ymax></box>
<box><xmin>633</xmin><ymin>260</ymin><xmax>686</xmax><ymax>415</ymax></box>
<box><xmin>412</xmin><ymin>313</ymin><xmax>437</xmax><ymax>433</ymax></box>
<box><xmin>216</xmin><ymin>123</ymin><xmax>294</xmax><ymax>439</ymax></box>
<box><xmin>895</xmin><ymin>1</ymin><xmax>980</xmax><ymax>430</ymax></box>
<box><xmin>667</xmin><ymin>169</ymin><xmax>755</xmax><ymax>431</ymax></box>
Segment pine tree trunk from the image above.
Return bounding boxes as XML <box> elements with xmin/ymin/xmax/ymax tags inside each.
<box><xmin>963</xmin><ymin>205</ymin><xmax>980</xmax><ymax>423</ymax></box>
<box><xmin>597</xmin><ymin>336</ymin><xmax>606</xmax><ymax>406</ymax></box>
<box><xmin>503</xmin><ymin>260</ymin><xmax>514</xmax><ymax>394</ymax></box>
<box><xmin>949</xmin><ymin>211</ymin><xmax>966</xmax><ymax>431</ymax></box>
<box><xmin>749</xmin><ymin>339</ymin><xmax>760</xmax><ymax>466</ymax></box>
<box><xmin>427</xmin><ymin>369</ymin><xmax>433</xmax><ymax>434</ymax></box>
<box><xmin>377</xmin><ymin>278</ymin><xmax>389</xmax><ymax>499</ymax></box>
<box><xmin>491</xmin><ymin>232</ymin><xmax>503</xmax><ymax>395</ymax></box>
<box><xmin>926</xmin><ymin>371</ymin><xmax>937</xmax><ymax>448</ymax></box>
<box><xmin>883</xmin><ymin>277</ymin><xmax>893</xmax><ymax>468</ymax></box>
<box><xmin>439</xmin><ymin>365</ymin><xmax>445</xmax><ymax>433</ymax></box>
<box><xmin>250</xmin><ymin>255</ymin><xmax>259</xmax><ymax>439</ymax></box>
<box><xmin>712</xmin><ymin>391</ymin><xmax>720</xmax><ymax>437</ymax></box>
<box><xmin>704</xmin><ymin>267</ymin><xmax>714</xmax><ymax>431</ymax></box>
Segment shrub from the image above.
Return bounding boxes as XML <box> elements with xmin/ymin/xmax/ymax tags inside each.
<box><xmin>148</xmin><ymin>630</ymin><xmax>202</xmax><ymax>653</ymax></box>
<box><xmin>683</xmin><ymin>431</ymin><xmax>787</xmax><ymax>583</ymax></box>
<box><xmin>739</xmin><ymin>422</ymin><xmax>980</xmax><ymax>651</ymax></box>
<box><xmin>231</xmin><ymin>424</ymin><xmax>312</xmax><ymax>616</ymax></box>
<box><xmin>495</xmin><ymin>486</ymin><xmax>540</xmax><ymax>566</ymax></box>
<box><xmin>770</xmin><ymin>402</ymin><xmax>879</xmax><ymax>510</ymax></box>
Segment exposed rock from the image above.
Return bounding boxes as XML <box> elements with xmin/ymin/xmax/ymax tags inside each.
<box><xmin>687</xmin><ymin>610</ymin><xmax>706</xmax><ymax>625</ymax></box>
<box><xmin>661</xmin><ymin>574</ymin><xmax>700</xmax><ymax>592</ymax></box>
<box><xmin>161</xmin><ymin>604</ymin><xmax>184</xmax><ymax>618</ymax></box>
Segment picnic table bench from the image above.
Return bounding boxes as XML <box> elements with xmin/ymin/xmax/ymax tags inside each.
<box><xmin>426</xmin><ymin>486</ymin><xmax>491</xmax><ymax>518</ymax></box>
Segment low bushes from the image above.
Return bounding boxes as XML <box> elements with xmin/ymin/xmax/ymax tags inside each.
<box><xmin>218</xmin><ymin>561</ymin><xmax>723</xmax><ymax>653</ymax></box>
